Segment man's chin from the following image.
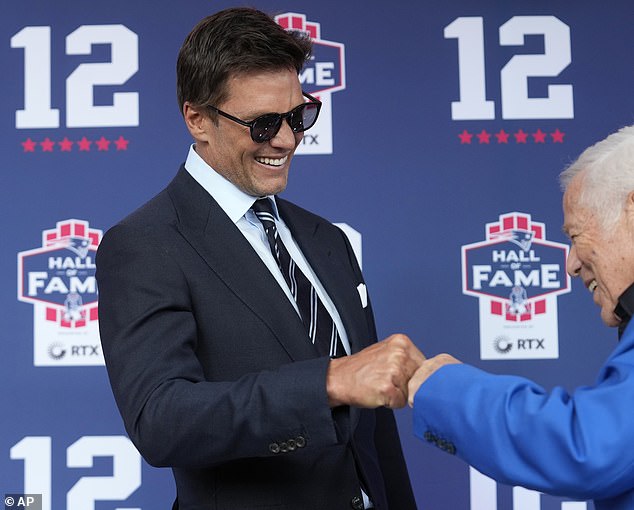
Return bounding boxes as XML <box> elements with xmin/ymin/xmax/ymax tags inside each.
<box><xmin>254</xmin><ymin>180</ymin><xmax>287</xmax><ymax>197</ymax></box>
<box><xmin>602</xmin><ymin>310</ymin><xmax>621</xmax><ymax>328</ymax></box>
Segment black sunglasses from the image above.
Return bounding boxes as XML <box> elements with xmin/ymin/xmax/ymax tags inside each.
<box><xmin>206</xmin><ymin>91</ymin><xmax>322</xmax><ymax>143</ymax></box>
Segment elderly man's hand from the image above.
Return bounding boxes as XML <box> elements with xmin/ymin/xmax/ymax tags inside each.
<box><xmin>326</xmin><ymin>334</ymin><xmax>424</xmax><ymax>409</ymax></box>
<box><xmin>407</xmin><ymin>354</ymin><xmax>462</xmax><ymax>407</ymax></box>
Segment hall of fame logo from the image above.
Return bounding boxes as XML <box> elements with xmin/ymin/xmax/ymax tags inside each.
<box><xmin>17</xmin><ymin>219</ymin><xmax>103</xmax><ymax>366</ymax></box>
<box><xmin>276</xmin><ymin>12</ymin><xmax>345</xmax><ymax>155</ymax></box>
<box><xmin>461</xmin><ymin>212</ymin><xmax>571</xmax><ymax>359</ymax></box>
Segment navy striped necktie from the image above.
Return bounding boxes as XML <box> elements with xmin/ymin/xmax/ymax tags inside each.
<box><xmin>251</xmin><ymin>198</ymin><xmax>345</xmax><ymax>358</ymax></box>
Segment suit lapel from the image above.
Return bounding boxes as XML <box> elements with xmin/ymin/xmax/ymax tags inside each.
<box><xmin>166</xmin><ymin>167</ymin><xmax>318</xmax><ymax>362</ymax></box>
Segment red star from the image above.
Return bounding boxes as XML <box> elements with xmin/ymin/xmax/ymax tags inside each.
<box><xmin>551</xmin><ymin>128</ymin><xmax>565</xmax><ymax>143</ymax></box>
<box><xmin>77</xmin><ymin>137</ymin><xmax>92</xmax><ymax>151</ymax></box>
<box><xmin>476</xmin><ymin>129</ymin><xmax>491</xmax><ymax>144</ymax></box>
<box><xmin>22</xmin><ymin>138</ymin><xmax>37</xmax><ymax>152</ymax></box>
<box><xmin>458</xmin><ymin>130</ymin><xmax>473</xmax><ymax>144</ymax></box>
<box><xmin>532</xmin><ymin>128</ymin><xmax>547</xmax><ymax>143</ymax></box>
<box><xmin>495</xmin><ymin>129</ymin><xmax>509</xmax><ymax>144</ymax></box>
<box><xmin>40</xmin><ymin>138</ymin><xmax>55</xmax><ymax>151</ymax></box>
<box><xmin>59</xmin><ymin>137</ymin><xmax>74</xmax><ymax>152</ymax></box>
<box><xmin>40</xmin><ymin>137</ymin><xmax>55</xmax><ymax>152</ymax></box>
<box><xmin>95</xmin><ymin>136</ymin><xmax>111</xmax><ymax>151</ymax></box>
<box><xmin>514</xmin><ymin>129</ymin><xmax>528</xmax><ymax>144</ymax></box>
<box><xmin>114</xmin><ymin>135</ymin><xmax>129</xmax><ymax>151</ymax></box>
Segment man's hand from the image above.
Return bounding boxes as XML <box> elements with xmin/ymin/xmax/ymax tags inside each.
<box><xmin>407</xmin><ymin>354</ymin><xmax>461</xmax><ymax>407</ymax></box>
<box><xmin>326</xmin><ymin>334</ymin><xmax>424</xmax><ymax>409</ymax></box>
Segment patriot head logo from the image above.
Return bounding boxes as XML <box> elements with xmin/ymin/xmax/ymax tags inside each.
<box><xmin>276</xmin><ymin>12</ymin><xmax>345</xmax><ymax>155</ymax></box>
<box><xmin>461</xmin><ymin>212</ymin><xmax>571</xmax><ymax>359</ymax></box>
<box><xmin>17</xmin><ymin>219</ymin><xmax>104</xmax><ymax>366</ymax></box>
<box><xmin>490</xmin><ymin>228</ymin><xmax>535</xmax><ymax>252</ymax></box>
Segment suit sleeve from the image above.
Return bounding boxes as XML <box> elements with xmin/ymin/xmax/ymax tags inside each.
<box><xmin>412</xmin><ymin>345</ymin><xmax>634</xmax><ymax>500</ymax></box>
<box><xmin>96</xmin><ymin>223</ymin><xmax>340</xmax><ymax>469</ymax></box>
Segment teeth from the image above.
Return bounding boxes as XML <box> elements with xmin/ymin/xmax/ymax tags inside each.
<box><xmin>588</xmin><ymin>281</ymin><xmax>597</xmax><ymax>293</ymax></box>
<box><xmin>256</xmin><ymin>156</ymin><xmax>287</xmax><ymax>166</ymax></box>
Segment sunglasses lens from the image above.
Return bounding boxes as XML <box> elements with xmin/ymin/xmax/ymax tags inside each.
<box><xmin>251</xmin><ymin>114</ymin><xmax>282</xmax><ymax>143</ymax></box>
<box><xmin>290</xmin><ymin>103</ymin><xmax>319</xmax><ymax>133</ymax></box>
<box><xmin>249</xmin><ymin>100</ymin><xmax>320</xmax><ymax>143</ymax></box>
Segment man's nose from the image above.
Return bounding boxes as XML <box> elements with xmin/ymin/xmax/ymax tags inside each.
<box><xmin>566</xmin><ymin>244</ymin><xmax>581</xmax><ymax>277</ymax></box>
<box><xmin>269</xmin><ymin>120</ymin><xmax>297</xmax><ymax>149</ymax></box>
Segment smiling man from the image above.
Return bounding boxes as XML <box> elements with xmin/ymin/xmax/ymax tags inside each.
<box><xmin>563</xmin><ymin>159</ymin><xmax>634</xmax><ymax>332</ymax></box>
<box><xmin>408</xmin><ymin>124</ymin><xmax>634</xmax><ymax>510</ymax></box>
<box><xmin>96</xmin><ymin>7</ymin><xmax>419</xmax><ymax>510</ymax></box>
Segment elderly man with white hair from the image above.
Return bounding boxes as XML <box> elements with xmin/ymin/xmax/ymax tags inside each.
<box><xmin>409</xmin><ymin>124</ymin><xmax>634</xmax><ymax>510</ymax></box>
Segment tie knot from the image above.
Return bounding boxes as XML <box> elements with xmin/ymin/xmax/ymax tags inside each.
<box><xmin>251</xmin><ymin>198</ymin><xmax>276</xmax><ymax>225</ymax></box>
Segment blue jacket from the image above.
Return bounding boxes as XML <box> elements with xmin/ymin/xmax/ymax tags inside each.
<box><xmin>413</xmin><ymin>322</ymin><xmax>634</xmax><ymax>510</ymax></box>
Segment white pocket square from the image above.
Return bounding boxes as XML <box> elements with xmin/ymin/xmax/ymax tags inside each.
<box><xmin>356</xmin><ymin>283</ymin><xmax>368</xmax><ymax>308</ymax></box>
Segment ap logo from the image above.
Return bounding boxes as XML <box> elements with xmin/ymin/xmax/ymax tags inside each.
<box><xmin>18</xmin><ymin>219</ymin><xmax>103</xmax><ymax>366</ymax></box>
<box><xmin>461</xmin><ymin>212</ymin><xmax>571</xmax><ymax>359</ymax></box>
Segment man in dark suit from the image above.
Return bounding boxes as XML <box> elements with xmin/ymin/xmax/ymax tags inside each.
<box><xmin>96</xmin><ymin>8</ymin><xmax>420</xmax><ymax>510</ymax></box>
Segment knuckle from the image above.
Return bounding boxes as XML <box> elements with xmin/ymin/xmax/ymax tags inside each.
<box><xmin>434</xmin><ymin>353</ymin><xmax>454</xmax><ymax>366</ymax></box>
<box><xmin>391</xmin><ymin>333</ymin><xmax>410</xmax><ymax>347</ymax></box>
<box><xmin>378</xmin><ymin>380</ymin><xmax>394</xmax><ymax>395</ymax></box>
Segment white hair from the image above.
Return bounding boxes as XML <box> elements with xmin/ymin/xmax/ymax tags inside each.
<box><xmin>560</xmin><ymin>124</ymin><xmax>634</xmax><ymax>230</ymax></box>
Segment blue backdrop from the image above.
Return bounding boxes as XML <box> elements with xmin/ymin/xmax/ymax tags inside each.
<box><xmin>2</xmin><ymin>1</ymin><xmax>633</xmax><ymax>509</ymax></box>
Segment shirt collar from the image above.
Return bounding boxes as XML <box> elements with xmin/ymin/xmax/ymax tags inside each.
<box><xmin>184</xmin><ymin>144</ymin><xmax>278</xmax><ymax>222</ymax></box>
<box><xmin>614</xmin><ymin>282</ymin><xmax>634</xmax><ymax>339</ymax></box>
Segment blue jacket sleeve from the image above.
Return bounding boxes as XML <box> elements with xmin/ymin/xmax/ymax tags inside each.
<box><xmin>413</xmin><ymin>332</ymin><xmax>634</xmax><ymax>500</ymax></box>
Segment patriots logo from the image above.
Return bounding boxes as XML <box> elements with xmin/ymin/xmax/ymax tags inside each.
<box><xmin>490</xmin><ymin>229</ymin><xmax>535</xmax><ymax>252</ymax></box>
<box><xmin>51</xmin><ymin>237</ymin><xmax>91</xmax><ymax>258</ymax></box>
<box><xmin>66</xmin><ymin>237</ymin><xmax>91</xmax><ymax>258</ymax></box>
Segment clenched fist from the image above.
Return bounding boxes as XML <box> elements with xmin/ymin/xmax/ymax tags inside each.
<box><xmin>326</xmin><ymin>334</ymin><xmax>425</xmax><ymax>409</ymax></box>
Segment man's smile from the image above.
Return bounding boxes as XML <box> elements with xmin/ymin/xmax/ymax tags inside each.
<box><xmin>255</xmin><ymin>155</ymin><xmax>288</xmax><ymax>167</ymax></box>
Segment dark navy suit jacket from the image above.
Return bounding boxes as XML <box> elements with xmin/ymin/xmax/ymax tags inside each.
<box><xmin>96</xmin><ymin>167</ymin><xmax>416</xmax><ymax>510</ymax></box>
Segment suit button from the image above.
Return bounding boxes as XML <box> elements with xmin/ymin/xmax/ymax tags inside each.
<box><xmin>424</xmin><ymin>431</ymin><xmax>435</xmax><ymax>443</ymax></box>
<box><xmin>280</xmin><ymin>442</ymin><xmax>289</xmax><ymax>453</ymax></box>
<box><xmin>350</xmin><ymin>495</ymin><xmax>364</xmax><ymax>509</ymax></box>
<box><xmin>287</xmin><ymin>439</ymin><xmax>296</xmax><ymax>451</ymax></box>
<box><xmin>268</xmin><ymin>442</ymin><xmax>280</xmax><ymax>454</ymax></box>
<box><xmin>295</xmin><ymin>436</ymin><xmax>306</xmax><ymax>448</ymax></box>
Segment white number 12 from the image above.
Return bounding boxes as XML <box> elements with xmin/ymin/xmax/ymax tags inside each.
<box><xmin>11</xmin><ymin>25</ymin><xmax>139</xmax><ymax>129</ymax></box>
<box><xmin>10</xmin><ymin>435</ymin><xmax>141</xmax><ymax>510</ymax></box>
<box><xmin>444</xmin><ymin>16</ymin><xmax>573</xmax><ymax>120</ymax></box>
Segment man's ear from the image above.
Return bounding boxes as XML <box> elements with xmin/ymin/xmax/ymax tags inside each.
<box><xmin>183</xmin><ymin>102</ymin><xmax>210</xmax><ymax>141</ymax></box>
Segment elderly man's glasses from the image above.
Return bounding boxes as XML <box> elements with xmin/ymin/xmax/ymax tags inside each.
<box><xmin>207</xmin><ymin>91</ymin><xmax>322</xmax><ymax>143</ymax></box>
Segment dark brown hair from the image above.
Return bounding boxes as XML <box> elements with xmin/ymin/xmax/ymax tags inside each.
<box><xmin>176</xmin><ymin>7</ymin><xmax>312</xmax><ymax>114</ymax></box>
